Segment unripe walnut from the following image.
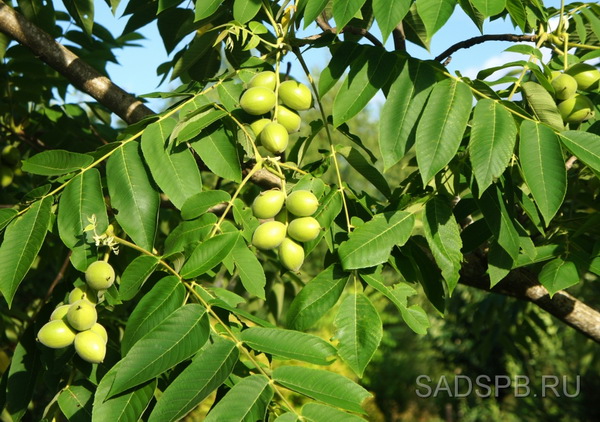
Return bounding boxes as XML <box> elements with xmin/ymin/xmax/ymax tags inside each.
<box><xmin>260</xmin><ymin>122</ymin><xmax>289</xmax><ymax>154</ymax></box>
<box><xmin>276</xmin><ymin>106</ymin><xmax>302</xmax><ymax>133</ymax></box>
<box><xmin>250</xmin><ymin>118</ymin><xmax>271</xmax><ymax>138</ymax></box>
<box><xmin>90</xmin><ymin>323</ymin><xmax>108</xmax><ymax>344</ymax></box>
<box><xmin>278</xmin><ymin>80</ymin><xmax>312</xmax><ymax>111</ymax></box>
<box><xmin>85</xmin><ymin>261</ymin><xmax>115</xmax><ymax>290</ymax></box>
<box><xmin>1</xmin><ymin>145</ymin><xmax>20</xmax><ymax>166</ymax></box>
<box><xmin>37</xmin><ymin>320</ymin><xmax>76</xmax><ymax>348</ymax></box>
<box><xmin>248</xmin><ymin>71</ymin><xmax>277</xmax><ymax>90</ymax></box>
<box><xmin>67</xmin><ymin>300</ymin><xmax>97</xmax><ymax>331</ymax></box>
<box><xmin>252</xmin><ymin>190</ymin><xmax>286</xmax><ymax>219</ymax></box>
<box><xmin>240</xmin><ymin>87</ymin><xmax>276</xmax><ymax>115</ymax></box>
<box><xmin>0</xmin><ymin>167</ymin><xmax>13</xmax><ymax>188</ymax></box>
<box><xmin>286</xmin><ymin>190</ymin><xmax>319</xmax><ymax>217</ymax></box>
<box><xmin>74</xmin><ymin>330</ymin><xmax>106</xmax><ymax>363</ymax></box>
<box><xmin>558</xmin><ymin>94</ymin><xmax>595</xmax><ymax>124</ymax></box>
<box><xmin>68</xmin><ymin>285</ymin><xmax>97</xmax><ymax>304</ymax></box>
<box><xmin>287</xmin><ymin>217</ymin><xmax>321</xmax><ymax>242</ymax></box>
<box><xmin>252</xmin><ymin>221</ymin><xmax>287</xmax><ymax>250</ymax></box>
<box><xmin>50</xmin><ymin>304</ymin><xmax>71</xmax><ymax>321</ymax></box>
<box><xmin>566</xmin><ymin>63</ymin><xmax>600</xmax><ymax>91</ymax></box>
<box><xmin>279</xmin><ymin>238</ymin><xmax>305</xmax><ymax>272</ymax></box>
<box><xmin>551</xmin><ymin>74</ymin><xmax>578</xmax><ymax>100</ymax></box>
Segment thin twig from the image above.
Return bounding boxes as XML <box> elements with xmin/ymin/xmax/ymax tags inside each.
<box><xmin>44</xmin><ymin>251</ymin><xmax>72</xmax><ymax>301</ymax></box>
<box><xmin>435</xmin><ymin>34</ymin><xmax>537</xmax><ymax>63</ymax></box>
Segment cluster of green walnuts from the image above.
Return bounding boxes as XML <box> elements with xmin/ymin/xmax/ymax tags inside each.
<box><xmin>550</xmin><ymin>63</ymin><xmax>599</xmax><ymax>124</ymax></box>
<box><xmin>0</xmin><ymin>144</ymin><xmax>21</xmax><ymax>188</ymax></box>
<box><xmin>37</xmin><ymin>261</ymin><xmax>116</xmax><ymax>363</ymax></box>
<box><xmin>239</xmin><ymin>71</ymin><xmax>312</xmax><ymax>154</ymax></box>
<box><xmin>251</xmin><ymin>189</ymin><xmax>321</xmax><ymax>272</ymax></box>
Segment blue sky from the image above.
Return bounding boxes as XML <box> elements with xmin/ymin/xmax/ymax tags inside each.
<box><xmin>85</xmin><ymin>1</ymin><xmax>564</xmax><ymax>111</ymax></box>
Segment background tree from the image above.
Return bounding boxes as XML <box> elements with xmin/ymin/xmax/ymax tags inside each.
<box><xmin>0</xmin><ymin>0</ymin><xmax>599</xmax><ymax>421</ymax></box>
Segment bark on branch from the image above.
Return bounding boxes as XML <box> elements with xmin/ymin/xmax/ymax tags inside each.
<box><xmin>0</xmin><ymin>1</ymin><xmax>154</xmax><ymax>124</ymax></box>
<box><xmin>436</xmin><ymin>34</ymin><xmax>537</xmax><ymax>64</ymax></box>
<box><xmin>460</xmin><ymin>252</ymin><xmax>600</xmax><ymax>344</ymax></box>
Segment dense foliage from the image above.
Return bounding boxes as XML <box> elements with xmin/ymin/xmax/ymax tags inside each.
<box><xmin>0</xmin><ymin>0</ymin><xmax>599</xmax><ymax>420</ymax></box>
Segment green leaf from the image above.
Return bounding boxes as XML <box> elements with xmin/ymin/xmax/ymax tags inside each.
<box><xmin>415</xmin><ymin>0</ymin><xmax>456</xmax><ymax>39</ymax></box>
<box><xmin>403</xmin><ymin>3</ymin><xmax>430</xmax><ymax>50</ymax></box>
<box><xmin>232</xmin><ymin>240</ymin><xmax>266</xmax><ymax>299</ymax></box>
<box><xmin>232</xmin><ymin>198</ymin><xmax>259</xmax><ymax>243</ymax></box>
<box><xmin>0</xmin><ymin>197</ymin><xmax>52</xmax><ymax>307</ymax></box>
<box><xmin>163</xmin><ymin>213</ymin><xmax>218</xmax><ymax>256</ymax></box>
<box><xmin>107</xmin><ymin>141</ymin><xmax>159</xmax><ymax>251</ymax></box>
<box><xmin>57</xmin><ymin>169</ymin><xmax>108</xmax><ymax>271</ymax></box>
<box><xmin>287</xmin><ymin>265</ymin><xmax>348</xmax><ymax>330</ymax></box>
<box><xmin>191</xmin><ymin>127</ymin><xmax>242</xmax><ymax>182</ymax></box>
<box><xmin>469</xmin><ymin>99</ymin><xmax>518</xmax><ymax>193</ymax></box>
<box><xmin>110</xmin><ymin>304</ymin><xmax>209</xmax><ymax>397</ymax></box>
<box><xmin>304</xmin><ymin>188</ymin><xmax>343</xmax><ymax>255</ymax></box>
<box><xmin>520</xmin><ymin>82</ymin><xmax>565</xmax><ymax>131</ymax></box>
<box><xmin>373</xmin><ymin>0</ymin><xmax>410</xmax><ymax>43</ymax></box>
<box><xmin>505</xmin><ymin>0</ymin><xmax>526</xmax><ymax>31</ymax></box>
<box><xmin>195</xmin><ymin>0</ymin><xmax>221</xmax><ymax>21</ymax></box>
<box><xmin>337</xmin><ymin>146</ymin><xmax>391</xmax><ymax>198</ymax></box>
<box><xmin>538</xmin><ymin>257</ymin><xmax>579</xmax><ymax>298</ymax></box>
<box><xmin>175</xmin><ymin>110</ymin><xmax>228</xmax><ymax>144</ymax></box>
<box><xmin>62</xmin><ymin>0</ymin><xmax>94</xmax><ymax>35</ymax></box>
<box><xmin>122</xmin><ymin>276</ymin><xmax>186</xmax><ymax>355</ymax></box>
<box><xmin>22</xmin><ymin>150</ymin><xmax>93</xmax><ymax>176</ymax></box>
<box><xmin>559</xmin><ymin>131</ymin><xmax>600</xmax><ymax>174</ymax></box>
<box><xmin>217</xmin><ymin>80</ymin><xmax>244</xmax><ymax>112</ymax></box>
<box><xmin>302</xmin><ymin>403</ymin><xmax>367</xmax><ymax>421</ymax></box>
<box><xmin>141</xmin><ymin>118</ymin><xmax>202</xmax><ymax>209</ymax></box>
<box><xmin>273</xmin><ymin>366</ymin><xmax>370</xmax><ymax>414</ymax></box>
<box><xmin>181</xmin><ymin>231</ymin><xmax>240</xmax><ymax>278</ymax></box>
<box><xmin>338</xmin><ymin>211</ymin><xmax>414</xmax><ymax>270</ymax></box>
<box><xmin>332</xmin><ymin>0</ymin><xmax>367</xmax><ymax>30</ymax></box>
<box><xmin>181</xmin><ymin>190</ymin><xmax>231</xmax><ymax>220</ymax></box>
<box><xmin>205</xmin><ymin>375</ymin><xmax>273</xmax><ymax>422</ymax></box>
<box><xmin>319</xmin><ymin>43</ymin><xmax>365</xmax><ymax>97</ymax></box>
<box><xmin>233</xmin><ymin>0</ymin><xmax>261</xmax><ymax>23</ymax></box>
<box><xmin>360</xmin><ymin>272</ymin><xmax>430</xmax><ymax>334</ymax></box>
<box><xmin>333</xmin><ymin>48</ymin><xmax>398</xmax><ymax>127</ymax></box>
<box><xmin>57</xmin><ymin>380</ymin><xmax>94</xmax><ymax>422</ymax></box>
<box><xmin>422</xmin><ymin>197</ymin><xmax>463</xmax><ymax>294</ymax></box>
<box><xmin>0</xmin><ymin>208</ymin><xmax>17</xmax><ymax>232</ymax></box>
<box><xmin>118</xmin><ymin>255</ymin><xmax>160</xmax><ymax>301</ymax></box>
<box><xmin>303</xmin><ymin>0</ymin><xmax>329</xmax><ymax>29</ymax></box>
<box><xmin>93</xmin><ymin>365</ymin><xmax>156</xmax><ymax>422</ymax></box>
<box><xmin>416</xmin><ymin>78</ymin><xmax>472</xmax><ymax>184</ymax></box>
<box><xmin>380</xmin><ymin>58</ymin><xmax>436</xmax><ymax>170</ymax></box>
<box><xmin>334</xmin><ymin>293</ymin><xmax>382</xmax><ymax>377</ymax></box>
<box><xmin>519</xmin><ymin>120</ymin><xmax>566</xmax><ymax>225</ymax></box>
<box><xmin>148</xmin><ymin>338</ymin><xmax>239</xmax><ymax>422</ymax></box>
<box><xmin>471</xmin><ymin>0</ymin><xmax>505</xmax><ymax>17</ymax></box>
<box><xmin>241</xmin><ymin>327</ymin><xmax>337</xmax><ymax>365</ymax></box>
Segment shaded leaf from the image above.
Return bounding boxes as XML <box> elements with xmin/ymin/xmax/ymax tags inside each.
<box><xmin>163</xmin><ymin>213</ymin><xmax>218</xmax><ymax>256</ymax></box>
<box><xmin>521</xmin><ymin>82</ymin><xmax>565</xmax><ymax>131</ymax></box>
<box><xmin>337</xmin><ymin>146</ymin><xmax>391</xmax><ymax>198</ymax></box>
<box><xmin>302</xmin><ymin>403</ymin><xmax>367</xmax><ymax>421</ymax></box>
<box><xmin>181</xmin><ymin>190</ymin><xmax>231</xmax><ymax>220</ymax></box>
<box><xmin>57</xmin><ymin>381</ymin><xmax>94</xmax><ymax>422</ymax></box>
<box><xmin>559</xmin><ymin>131</ymin><xmax>600</xmax><ymax>174</ymax></box>
<box><xmin>539</xmin><ymin>257</ymin><xmax>579</xmax><ymax>298</ymax></box>
<box><xmin>232</xmin><ymin>240</ymin><xmax>266</xmax><ymax>299</ymax></box>
<box><xmin>205</xmin><ymin>375</ymin><xmax>273</xmax><ymax>422</ymax></box>
<box><xmin>191</xmin><ymin>126</ymin><xmax>242</xmax><ymax>182</ymax></box>
<box><xmin>22</xmin><ymin>150</ymin><xmax>93</xmax><ymax>176</ymax></box>
<box><xmin>118</xmin><ymin>254</ymin><xmax>160</xmax><ymax>301</ymax></box>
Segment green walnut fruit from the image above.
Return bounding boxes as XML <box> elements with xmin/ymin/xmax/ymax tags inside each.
<box><xmin>276</xmin><ymin>106</ymin><xmax>301</xmax><ymax>133</ymax></box>
<box><xmin>252</xmin><ymin>221</ymin><xmax>287</xmax><ymax>250</ymax></box>
<box><xmin>260</xmin><ymin>122</ymin><xmax>289</xmax><ymax>154</ymax></box>
<box><xmin>85</xmin><ymin>261</ymin><xmax>115</xmax><ymax>290</ymax></box>
<box><xmin>90</xmin><ymin>323</ymin><xmax>108</xmax><ymax>344</ymax></box>
<box><xmin>566</xmin><ymin>63</ymin><xmax>600</xmax><ymax>91</ymax></box>
<box><xmin>67</xmin><ymin>300</ymin><xmax>97</xmax><ymax>331</ymax></box>
<box><xmin>252</xmin><ymin>189</ymin><xmax>286</xmax><ymax>219</ymax></box>
<box><xmin>278</xmin><ymin>80</ymin><xmax>312</xmax><ymax>111</ymax></box>
<box><xmin>250</xmin><ymin>118</ymin><xmax>271</xmax><ymax>138</ymax></box>
<box><xmin>248</xmin><ymin>71</ymin><xmax>277</xmax><ymax>90</ymax></box>
<box><xmin>279</xmin><ymin>238</ymin><xmax>305</xmax><ymax>272</ymax></box>
<box><xmin>286</xmin><ymin>190</ymin><xmax>319</xmax><ymax>217</ymax></box>
<box><xmin>1</xmin><ymin>145</ymin><xmax>20</xmax><ymax>166</ymax></box>
<box><xmin>50</xmin><ymin>304</ymin><xmax>71</xmax><ymax>321</ymax></box>
<box><xmin>37</xmin><ymin>320</ymin><xmax>76</xmax><ymax>348</ymax></box>
<box><xmin>68</xmin><ymin>285</ymin><xmax>98</xmax><ymax>304</ymax></box>
<box><xmin>558</xmin><ymin>94</ymin><xmax>595</xmax><ymax>124</ymax></box>
<box><xmin>551</xmin><ymin>74</ymin><xmax>578</xmax><ymax>100</ymax></box>
<box><xmin>0</xmin><ymin>166</ymin><xmax>13</xmax><ymax>188</ymax></box>
<box><xmin>74</xmin><ymin>330</ymin><xmax>106</xmax><ymax>363</ymax></box>
<box><xmin>287</xmin><ymin>217</ymin><xmax>321</xmax><ymax>242</ymax></box>
<box><xmin>240</xmin><ymin>87</ymin><xmax>276</xmax><ymax>115</ymax></box>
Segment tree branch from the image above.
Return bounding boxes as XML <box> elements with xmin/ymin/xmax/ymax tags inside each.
<box><xmin>392</xmin><ymin>23</ymin><xmax>406</xmax><ymax>51</ymax></box>
<box><xmin>303</xmin><ymin>13</ymin><xmax>383</xmax><ymax>47</ymax></box>
<box><xmin>435</xmin><ymin>34</ymin><xmax>537</xmax><ymax>64</ymax></box>
<box><xmin>0</xmin><ymin>1</ymin><xmax>154</xmax><ymax>124</ymax></box>
<box><xmin>460</xmin><ymin>252</ymin><xmax>600</xmax><ymax>344</ymax></box>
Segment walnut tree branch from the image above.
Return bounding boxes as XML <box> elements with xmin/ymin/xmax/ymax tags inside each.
<box><xmin>304</xmin><ymin>13</ymin><xmax>383</xmax><ymax>47</ymax></box>
<box><xmin>460</xmin><ymin>252</ymin><xmax>600</xmax><ymax>344</ymax></box>
<box><xmin>435</xmin><ymin>34</ymin><xmax>537</xmax><ymax>64</ymax></box>
<box><xmin>0</xmin><ymin>0</ymin><xmax>154</xmax><ymax>124</ymax></box>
